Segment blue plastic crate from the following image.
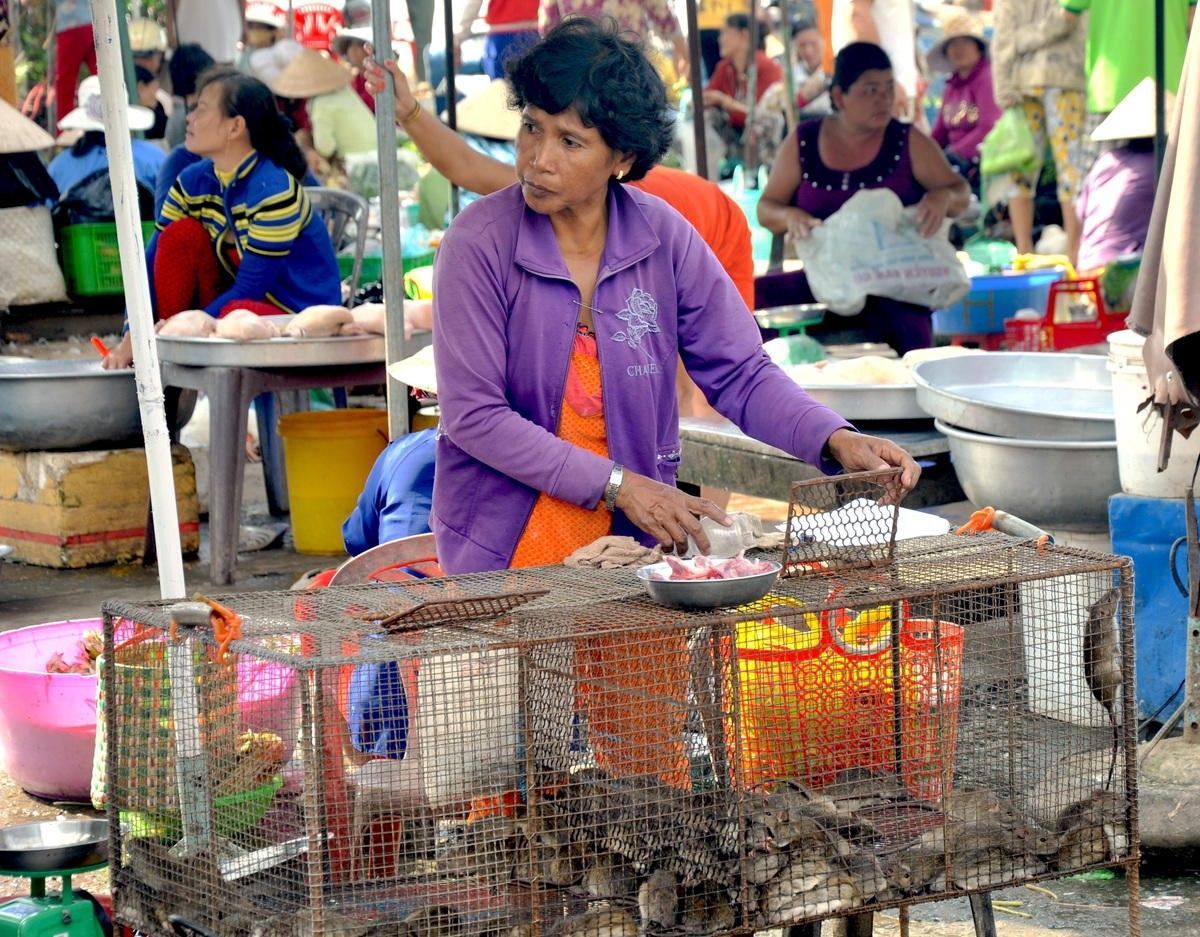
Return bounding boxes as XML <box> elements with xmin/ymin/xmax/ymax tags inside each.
<box><xmin>932</xmin><ymin>269</ymin><xmax>1064</xmax><ymax>336</ymax></box>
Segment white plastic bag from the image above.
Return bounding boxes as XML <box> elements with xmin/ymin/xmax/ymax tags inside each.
<box><xmin>793</xmin><ymin>189</ymin><xmax>970</xmax><ymax>315</ymax></box>
<box><xmin>0</xmin><ymin>206</ymin><xmax>68</xmax><ymax>307</ymax></box>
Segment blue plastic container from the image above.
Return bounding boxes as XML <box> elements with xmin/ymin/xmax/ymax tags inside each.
<box><xmin>1108</xmin><ymin>494</ymin><xmax>1197</xmax><ymax>721</ymax></box>
<box><xmin>933</xmin><ymin>269</ymin><xmax>1064</xmax><ymax>336</ymax></box>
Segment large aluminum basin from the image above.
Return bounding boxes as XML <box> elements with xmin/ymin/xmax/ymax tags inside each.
<box><xmin>936</xmin><ymin>419</ymin><xmax>1118</xmax><ymax>530</ymax></box>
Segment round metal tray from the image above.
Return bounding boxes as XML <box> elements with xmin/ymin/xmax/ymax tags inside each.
<box><xmin>799</xmin><ymin>383</ymin><xmax>925</xmax><ymax>422</ymax></box>
<box><xmin>156</xmin><ymin>316</ymin><xmax>386</xmax><ymax>368</ymax></box>
<box><xmin>913</xmin><ymin>352</ymin><xmax>1113</xmax><ymax>440</ymax></box>
<box><xmin>0</xmin><ymin>819</ymin><xmax>108</xmax><ymax>874</ymax></box>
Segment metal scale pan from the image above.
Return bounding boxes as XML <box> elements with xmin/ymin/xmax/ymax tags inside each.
<box><xmin>0</xmin><ymin>820</ymin><xmax>108</xmax><ymax>874</ymax></box>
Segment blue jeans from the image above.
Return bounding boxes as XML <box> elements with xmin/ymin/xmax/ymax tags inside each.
<box><xmin>482</xmin><ymin>30</ymin><xmax>538</xmax><ymax>79</ymax></box>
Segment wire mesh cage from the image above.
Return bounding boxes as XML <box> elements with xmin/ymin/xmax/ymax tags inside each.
<box><xmin>102</xmin><ymin>534</ymin><xmax>1139</xmax><ymax>937</ymax></box>
<box><xmin>782</xmin><ymin>469</ymin><xmax>902</xmax><ymax>577</ymax></box>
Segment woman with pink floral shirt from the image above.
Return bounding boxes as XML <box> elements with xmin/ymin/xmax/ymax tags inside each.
<box><xmin>538</xmin><ymin>0</ymin><xmax>689</xmax><ymax>75</ymax></box>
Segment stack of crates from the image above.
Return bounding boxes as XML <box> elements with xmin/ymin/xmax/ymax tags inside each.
<box><xmin>932</xmin><ymin>269</ymin><xmax>1064</xmax><ymax>349</ymax></box>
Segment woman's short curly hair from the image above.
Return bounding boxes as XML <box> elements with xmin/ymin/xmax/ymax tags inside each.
<box><xmin>505</xmin><ymin>17</ymin><xmax>674</xmax><ymax>182</ymax></box>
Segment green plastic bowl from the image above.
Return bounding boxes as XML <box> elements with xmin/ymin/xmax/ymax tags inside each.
<box><xmin>120</xmin><ymin>775</ymin><xmax>283</xmax><ymax>840</ymax></box>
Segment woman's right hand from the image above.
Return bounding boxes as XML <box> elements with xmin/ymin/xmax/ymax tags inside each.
<box><xmin>784</xmin><ymin>207</ymin><xmax>822</xmax><ymax>240</ymax></box>
<box><xmin>102</xmin><ymin>332</ymin><xmax>134</xmax><ymax>370</ymax></box>
<box><xmin>362</xmin><ymin>53</ymin><xmax>418</xmax><ymax>122</ymax></box>
<box><xmin>613</xmin><ymin>471</ymin><xmax>730</xmax><ymax>556</ymax></box>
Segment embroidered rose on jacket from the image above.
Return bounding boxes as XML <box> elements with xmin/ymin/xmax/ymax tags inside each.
<box><xmin>613</xmin><ymin>287</ymin><xmax>661</xmax><ymax>353</ymax></box>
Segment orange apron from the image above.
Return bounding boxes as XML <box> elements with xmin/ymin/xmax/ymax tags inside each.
<box><xmin>510</xmin><ymin>329</ymin><xmax>690</xmax><ymax>788</ymax></box>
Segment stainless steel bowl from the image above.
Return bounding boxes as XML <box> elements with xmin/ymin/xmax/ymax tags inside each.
<box><xmin>913</xmin><ymin>353</ymin><xmax>1113</xmax><ymax>441</ymax></box>
<box><xmin>0</xmin><ymin>358</ymin><xmax>194</xmax><ymax>451</ymax></box>
<box><xmin>0</xmin><ymin>819</ymin><xmax>108</xmax><ymax>873</ymax></box>
<box><xmin>636</xmin><ymin>561</ymin><xmax>782</xmax><ymax>610</ymax></box>
<box><xmin>935</xmin><ymin>419</ymin><xmax>1118</xmax><ymax>530</ymax></box>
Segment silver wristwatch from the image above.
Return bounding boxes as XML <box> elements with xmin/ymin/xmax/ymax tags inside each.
<box><xmin>603</xmin><ymin>464</ymin><xmax>625</xmax><ymax>511</ymax></box>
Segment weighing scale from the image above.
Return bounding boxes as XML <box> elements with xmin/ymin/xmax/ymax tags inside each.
<box><xmin>0</xmin><ymin>819</ymin><xmax>109</xmax><ymax>937</ymax></box>
<box><xmin>754</xmin><ymin>303</ymin><xmax>827</xmax><ymax>365</ymax></box>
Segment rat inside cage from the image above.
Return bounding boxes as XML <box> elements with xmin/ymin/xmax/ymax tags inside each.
<box><xmin>100</xmin><ymin>526</ymin><xmax>1138</xmax><ymax>937</ymax></box>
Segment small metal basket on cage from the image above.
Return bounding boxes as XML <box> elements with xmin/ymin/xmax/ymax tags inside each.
<box><xmin>781</xmin><ymin>467</ymin><xmax>903</xmax><ymax>576</ymax></box>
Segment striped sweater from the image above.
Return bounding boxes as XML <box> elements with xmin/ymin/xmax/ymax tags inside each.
<box><xmin>154</xmin><ymin>151</ymin><xmax>341</xmax><ymax>316</ymax></box>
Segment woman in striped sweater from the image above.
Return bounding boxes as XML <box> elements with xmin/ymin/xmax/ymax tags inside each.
<box><xmin>104</xmin><ymin>68</ymin><xmax>340</xmax><ymax>368</ymax></box>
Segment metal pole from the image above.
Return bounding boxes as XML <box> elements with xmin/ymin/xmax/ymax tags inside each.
<box><xmin>685</xmin><ymin>0</ymin><xmax>708</xmax><ymax>179</ymax></box>
<box><xmin>442</xmin><ymin>0</ymin><xmax>459</xmax><ymax>217</ymax></box>
<box><xmin>778</xmin><ymin>0</ymin><xmax>797</xmax><ymax>136</ymax></box>
<box><xmin>1155</xmin><ymin>0</ymin><xmax>1166</xmax><ymax>176</ymax></box>
<box><xmin>89</xmin><ymin>0</ymin><xmax>186</xmax><ymax>600</ymax></box>
<box><xmin>374</xmin><ymin>0</ymin><xmax>410</xmax><ymax>440</ymax></box>
<box><xmin>745</xmin><ymin>0</ymin><xmax>761</xmax><ymax>186</ymax></box>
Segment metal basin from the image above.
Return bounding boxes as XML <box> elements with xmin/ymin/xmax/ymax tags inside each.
<box><xmin>636</xmin><ymin>561</ymin><xmax>781</xmax><ymax>609</ymax></box>
<box><xmin>0</xmin><ymin>819</ymin><xmax>108</xmax><ymax>873</ymax></box>
<box><xmin>913</xmin><ymin>353</ymin><xmax>1113</xmax><ymax>441</ymax></box>
<box><xmin>0</xmin><ymin>358</ymin><xmax>193</xmax><ymax>451</ymax></box>
<box><xmin>935</xmin><ymin>419</ymin><xmax>1118</xmax><ymax>530</ymax></box>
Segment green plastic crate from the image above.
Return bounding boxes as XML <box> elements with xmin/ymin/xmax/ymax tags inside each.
<box><xmin>60</xmin><ymin>221</ymin><xmax>157</xmax><ymax>296</ymax></box>
<box><xmin>338</xmin><ymin>249</ymin><xmax>435</xmax><ymax>286</ymax></box>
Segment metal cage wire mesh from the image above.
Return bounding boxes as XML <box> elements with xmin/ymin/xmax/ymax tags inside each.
<box><xmin>100</xmin><ymin>534</ymin><xmax>1139</xmax><ymax>937</ymax></box>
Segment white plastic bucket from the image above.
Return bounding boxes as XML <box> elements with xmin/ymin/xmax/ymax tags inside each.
<box><xmin>1106</xmin><ymin>329</ymin><xmax>1200</xmax><ymax>498</ymax></box>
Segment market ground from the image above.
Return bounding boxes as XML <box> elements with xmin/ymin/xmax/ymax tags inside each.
<box><xmin>2</xmin><ymin>475</ymin><xmax>1199</xmax><ymax>935</ymax></box>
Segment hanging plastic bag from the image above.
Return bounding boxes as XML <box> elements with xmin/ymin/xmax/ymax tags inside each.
<box><xmin>979</xmin><ymin>107</ymin><xmax>1038</xmax><ymax>177</ymax></box>
<box><xmin>792</xmin><ymin>189</ymin><xmax>970</xmax><ymax>315</ymax></box>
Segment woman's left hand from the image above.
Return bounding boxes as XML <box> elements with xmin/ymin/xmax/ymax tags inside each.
<box><xmin>914</xmin><ymin>188</ymin><xmax>953</xmax><ymax>238</ymax></box>
<box><xmin>614</xmin><ymin>471</ymin><xmax>731</xmax><ymax>555</ymax></box>
<box><xmin>702</xmin><ymin>89</ymin><xmax>733</xmax><ymax>111</ymax></box>
<box><xmin>825</xmin><ymin>428</ymin><xmax>922</xmax><ymax>502</ymax></box>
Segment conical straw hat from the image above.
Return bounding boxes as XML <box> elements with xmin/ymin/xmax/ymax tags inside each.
<box><xmin>0</xmin><ymin>98</ymin><xmax>55</xmax><ymax>153</ymax></box>
<box><xmin>1092</xmin><ymin>77</ymin><xmax>1176</xmax><ymax>142</ymax></box>
<box><xmin>455</xmin><ymin>79</ymin><xmax>520</xmax><ymax>141</ymax></box>
<box><xmin>269</xmin><ymin>48</ymin><xmax>352</xmax><ymax>99</ymax></box>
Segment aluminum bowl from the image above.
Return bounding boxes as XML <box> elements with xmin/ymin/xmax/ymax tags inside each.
<box><xmin>935</xmin><ymin>419</ymin><xmax>1118</xmax><ymax>530</ymax></box>
<box><xmin>636</xmin><ymin>561</ymin><xmax>782</xmax><ymax>610</ymax></box>
<box><xmin>0</xmin><ymin>819</ymin><xmax>108</xmax><ymax>873</ymax></box>
<box><xmin>0</xmin><ymin>358</ymin><xmax>193</xmax><ymax>451</ymax></box>
<box><xmin>913</xmin><ymin>353</ymin><xmax>1113</xmax><ymax>441</ymax></box>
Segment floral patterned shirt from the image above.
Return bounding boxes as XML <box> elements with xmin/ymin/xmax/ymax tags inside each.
<box><xmin>538</xmin><ymin>0</ymin><xmax>681</xmax><ymax>43</ymax></box>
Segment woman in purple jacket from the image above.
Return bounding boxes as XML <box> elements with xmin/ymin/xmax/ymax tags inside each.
<box><xmin>428</xmin><ymin>18</ymin><xmax>919</xmax><ymax>575</ymax></box>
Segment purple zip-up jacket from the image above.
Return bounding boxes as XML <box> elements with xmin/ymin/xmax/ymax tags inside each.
<box><xmin>430</xmin><ymin>182</ymin><xmax>853</xmax><ymax>574</ymax></box>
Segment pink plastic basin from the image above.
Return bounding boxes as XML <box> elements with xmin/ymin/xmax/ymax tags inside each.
<box><xmin>0</xmin><ymin>619</ymin><xmax>300</xmax><ymax>801</ymax></box>
<box><xmin>0</xmin><ymin>619</ymin><xmax>101</xmax><ymax>800</ymax></box>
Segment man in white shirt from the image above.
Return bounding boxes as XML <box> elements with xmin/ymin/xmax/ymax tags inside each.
<box><xmin>832</xmin><ymin>0</ymin><xmax>920</xmax><ymax>122</ymax></box>
<box><xmin>166</xmin><ymin>0</ymin><xmax>243</xmax><ymax>64</ymax></box>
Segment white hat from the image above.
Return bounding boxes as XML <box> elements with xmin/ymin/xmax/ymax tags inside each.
<box><xmin>454</xmin><ymin>78</ymin><xmax>520</xmax><ymax>141</ymax></box>
<box><xmin>0</xmin><ymin>97</ymin><xmax>56</xmax><ymax>153</ymax></box>
<box><xmin>1091</xmin><ymin>78</ymin><xmax>1176</xmax><ymax>142</ymax></box>
<box><xmin>245</xmin><ymin>2</ymin><xmax>287</xmax><ymax>30</ymax></box>
<box><xmin>386</xmin><ymin>344</ymin><xmax>437</xmax><ymax>394</ymax></box>
<box><xmin>128</xmin><ymin>17</ymin><xmax>167</xmax><ymax>53</ymax></box>
<box><xmin>58</xmin><ymin>75</ymin><xmax>155</xmax><ymax>133</ymax></box>
<box><xmin>332</xmin><ymin>26</ymin><xmax>374</xmax><ymax>56</ymax></box>
<box><xmin>248</xmin><ymin>39</ymin><xmax>305</xmax><ymax>88</ymax></box>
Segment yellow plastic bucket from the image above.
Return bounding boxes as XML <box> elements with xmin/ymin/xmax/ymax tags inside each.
<box><xmin>278</xmin><ymin>409</ymin><xmax>388</xmax><ymax>554</ymax></box>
